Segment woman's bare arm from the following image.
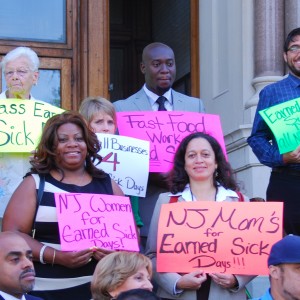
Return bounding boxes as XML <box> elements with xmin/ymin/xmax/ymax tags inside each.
<box><xmin>2</xmin><ymin>176</ymin><xmax>93</xmax><ymax>267</ymax></box>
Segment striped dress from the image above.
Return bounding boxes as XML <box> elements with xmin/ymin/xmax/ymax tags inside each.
<box><xmin>29</xmin><ymin>173</ymin><xmax>113</xmax><ymax>300</ymax></box>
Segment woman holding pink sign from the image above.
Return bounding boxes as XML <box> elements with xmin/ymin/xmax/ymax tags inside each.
<box><xmin>2</xmin><ymin>111</ymin><xmax>124</xmax><ymax>300</ymax></box>
<box><xmin>146</xmin><ymin>132</ymin><xmax>255</xmax><ymax>300</ymax></box>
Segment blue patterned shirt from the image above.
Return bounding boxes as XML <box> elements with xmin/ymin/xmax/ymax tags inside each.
<box><xmin>247</xmin><ymin>74</ymin><xmax>300</xmax><ymax>169</ymax></box>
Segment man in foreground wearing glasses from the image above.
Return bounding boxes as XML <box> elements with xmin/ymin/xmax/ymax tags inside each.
<box><xmin>248</xmin><ymin>27</ymin><xmax>300</xmax><ymax>236</ymax></box>
<box><xmin>0</xmin><ymin>46</ymin><xmax>39</xmax><ymax>100</ymax></box>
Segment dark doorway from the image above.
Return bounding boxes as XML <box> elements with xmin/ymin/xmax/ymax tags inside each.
<box><xmin>109</xmin><ymin>0</ymin><xmax>193</xmax><ymax>102</ymax></box>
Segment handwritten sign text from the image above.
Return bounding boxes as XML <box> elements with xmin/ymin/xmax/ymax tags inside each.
<box><xmin>0</xmin><ymin>99</ymin><xmax>64</xmax><ymax>152</ymax></box>
<box><xmin>259</xmin><ymin>97</ymin><xmax>300</xmax><ymax>154</ymax></box>
<box><xmin>54</xmin><ymin>193</ymin><xmax>139</xmax><ymax>252</ymax></box>
<box><xmin>117</xmin><ymin>111</ymin><xmax>226</xmax><ymax>172</ymax></box>
<box><xmin>157</xmin><ymin>201</ymin><xmax>283</xmax><ymax>275</ymax></box>
<box><xmin>96</xmin><ymin>134</ymin><xmax>149</xmax><ymax>197</ymax></box>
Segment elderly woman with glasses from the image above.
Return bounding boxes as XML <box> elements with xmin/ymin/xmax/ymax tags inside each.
<box><xmin>0</xmin><ymin>46</ymin><xmax>39</xmax><ymax>99</ymax></box>
<box><xmin>0</xmin><ymin>47</ymin><xmax>40</xmax><ymax>229</ymax></box>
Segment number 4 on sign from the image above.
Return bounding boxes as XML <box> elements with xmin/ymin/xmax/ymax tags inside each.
<box><xmin>102</xmin><ymin>152</ymin><xmax>120</xmax><ymax>171</ymax></box>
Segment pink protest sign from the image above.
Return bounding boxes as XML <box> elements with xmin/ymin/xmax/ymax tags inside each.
<box><xmin>157</xmin><ymin>201</ymin><xmax>283</xmax><ymax>275</ymax></box>
<box><xmin>117</xmin><ymin>111</ymin><xmax>226</xmax><ymax>172</ymax></box>
<box><xmin>54</xmin><ymin>193</ymin><xmax>139</xmax><ymax>252</ymax></box>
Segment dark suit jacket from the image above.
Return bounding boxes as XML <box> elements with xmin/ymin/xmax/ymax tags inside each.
<box><xmin>0</xmin><ymin>294</ymin><xmax>43</xmax><ymax>300</ymax></box>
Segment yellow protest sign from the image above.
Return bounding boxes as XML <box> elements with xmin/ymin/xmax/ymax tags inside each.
<box><xmin>0</xmin><ymin>99</ymin><xmax>64</xmax><ymax>152</ymax></box>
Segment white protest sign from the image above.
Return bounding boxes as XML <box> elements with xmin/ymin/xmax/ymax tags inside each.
<box><xmin>96</xmin><ymin>133</ymin><xmax>150</xmax><ymax>197</ymax></box>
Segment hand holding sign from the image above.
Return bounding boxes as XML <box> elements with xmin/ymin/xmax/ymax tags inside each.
<box><xmin>91</xmin><ymin>247</ymin><xmax>114</xmax><ymax>261</ymax></box>
<box><xmin>176</xmin><ymin>271</ymin><xmax>207</xmax><ymax>290</ymax></box>
<box><xmin>281</xmin><ymin>144</ymin><xmax>300</xmax><ymax>164</ymax></box>
<box><xmin>56</xmin><ymin>247</ymin><xmax>94</xmax><ymax>268</ymax></box>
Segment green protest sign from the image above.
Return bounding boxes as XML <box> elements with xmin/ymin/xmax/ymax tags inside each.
<box><xmin>0</xmin><ymin>99</ymin><xmax>64</xmax><ymax>152</ymax></box>
<box><xmin>259</xmin><ymin>97</ymin><xmax>300</xmax><ymax>154</ymax></box>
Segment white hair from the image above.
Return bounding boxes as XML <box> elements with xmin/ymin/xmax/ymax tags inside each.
<box><xmin>1</xmin><ymin>47</ymin><xmax>40</xmax><ymax>72</ymax></box>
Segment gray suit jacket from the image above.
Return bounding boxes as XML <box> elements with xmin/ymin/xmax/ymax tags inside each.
<box><xmin>145</xmin><ymin>192</ymin><xmax>255</xmax><ymax>300</ymax></box>
<box><xmin>113</xmin><ymin>88</ymin><xmax>205</xmax><ymax>243</ymax></box>
<box><xmin>113</xmin><ymin>88</ymin><xmax>205</xmax><ymax>113</ymax></box>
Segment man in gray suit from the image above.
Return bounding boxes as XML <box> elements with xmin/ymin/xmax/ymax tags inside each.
<box><xmin>114</xmin><ymin>42</ymin><xmax>205</xmax><ymax>250</ymax></box>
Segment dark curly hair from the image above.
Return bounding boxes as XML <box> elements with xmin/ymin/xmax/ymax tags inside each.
<box><xmin>168</xmin><ymin>132</ymin><xmax>237</xmax><ymax>194</ymax></box>
<box><xmin>29</xmin><ymin>110</ymin><xmax>105</xmax><ymax>179</ymax></box>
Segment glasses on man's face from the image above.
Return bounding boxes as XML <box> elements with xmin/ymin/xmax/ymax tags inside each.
<box><xmin>5</xmin><ymin>69</ymin><xmax>30</xmax><ymax>78</ymax></box>
<box><xmin>287</xmin><ymin>45</ymin><xmax>300</xmax><ymax>54</ymax></box>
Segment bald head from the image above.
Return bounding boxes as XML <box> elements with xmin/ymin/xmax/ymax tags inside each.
<box><xmin>140</xmin><ymin>42</ymin><xmax>176</xmax><ymax>95</ymax></box>
<box><xmin>0</xmin><ymin>232</ymin><xmax>35</xmax><ymax>299</ymax></box>
<box><xmin>142</xmin><ymin>43</ymin><xmax>174</xmax><ymax>62</ymax></box>
<box><xmin>0</xmin><ymin>231</ymin><xmax>22</xmax><ymax>242</ymax></box>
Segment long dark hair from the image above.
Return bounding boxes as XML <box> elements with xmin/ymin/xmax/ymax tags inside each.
<box><xmin>168</xmin><ymin>132</ymin><xmax>237</xmax><ymax>194</ymax></box>
<box><xmin>30</xmin><ymin>111</ymin><xmax>106</xmax><ymax>178</ymax></box>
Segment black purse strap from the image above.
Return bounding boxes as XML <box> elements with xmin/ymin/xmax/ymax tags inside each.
<box><xmin>32</xmin><ymin>174</ymin><xmax>45</xmax><ymax>238</ymax></box>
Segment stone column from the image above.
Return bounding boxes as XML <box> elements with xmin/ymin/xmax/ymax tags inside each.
<box><xmin>285</xmin><ymin>0</ymin><xmax>300</xmax><ymax>39</ymax></box>
<box><xmin>246</xmin><ymin>0</ymin><xmax>285</xmax><ymax>109</ymax></box>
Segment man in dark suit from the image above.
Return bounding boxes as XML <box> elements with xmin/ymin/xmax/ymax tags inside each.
<box><xmin>0</xmin><ymin>231</ymin><xmax>43</xmax><ymax>300</ymax></box>
<box><xmin>114</xmin><ymin>42</ymin><xmax>205</xmax><ymax>250</ymax></box>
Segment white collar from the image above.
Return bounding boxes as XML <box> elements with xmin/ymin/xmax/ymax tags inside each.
<box><xmin>143</xmin><ymin>84</ymin><xmax>172</xmax><ymax>105</ymax></box>
<box><xmin>169</xmin><ymin>184</ymin><xmax>238</xmax><ymax>202</ymax></box>
<box><xmin>0</xmin><ymin>291</ymin><xmax>26</xmax><ymax>300</ymax></box>
<box><xmin>2</xmin><ymin>90</ymin><xmax>35</xmax><ymax>100</ymax></box>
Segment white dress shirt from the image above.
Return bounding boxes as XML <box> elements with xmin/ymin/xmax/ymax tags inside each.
<box><xmin>0</xmin><ymin>291</ymin><xmax>26</xmax><ymax>300</ymax></box>
<box><xmin>143</xmin><ymin>84</ymin><xmax>173</xmax><ymax>111</ymax></box>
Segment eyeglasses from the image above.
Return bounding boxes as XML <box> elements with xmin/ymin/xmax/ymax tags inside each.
<box><xmin>287</xmin><ymin>45</ymin><xmax>300</xmax><ymax>53</ymax></box>
<box><xmin>5</xmin><ymin>69</ymin><xmax>30</xmax><ymax>78</ymax></box>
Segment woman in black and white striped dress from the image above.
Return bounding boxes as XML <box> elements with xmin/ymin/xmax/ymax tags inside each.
<box><xmin>2</xmin><ymin>111</ymin><xmax>124</xmax><ymax>300</ymax></box>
